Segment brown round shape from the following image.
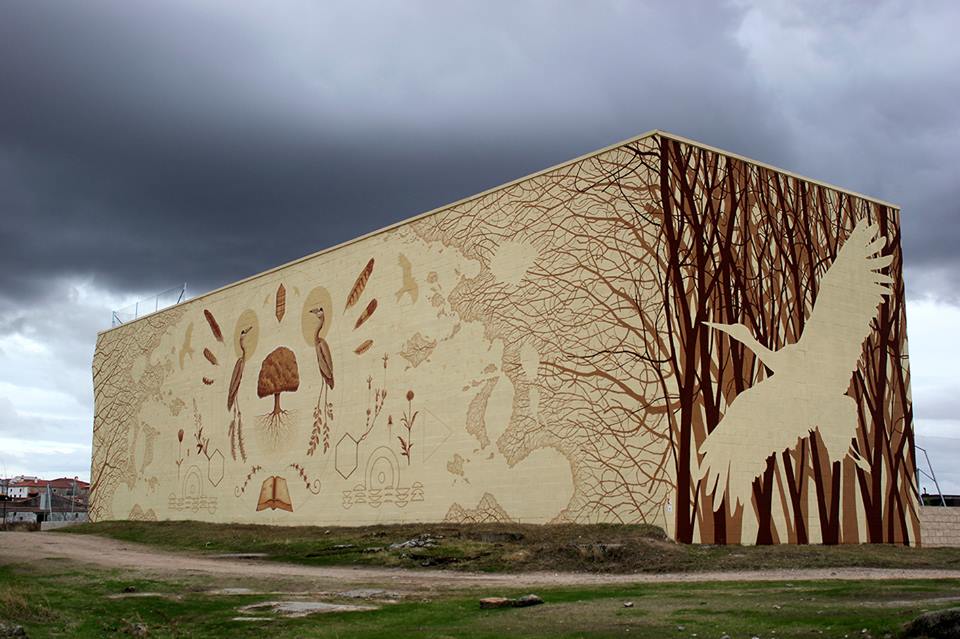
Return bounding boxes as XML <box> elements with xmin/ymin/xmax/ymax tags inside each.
<box><xmin>257</xmin><ymin>346</ymin><xmax>300</xmax><ymax>398</ymax></box>
<box><xmin>301</xmin><ymin>286</ymin><xmax>333</xmax><ymax>345</ymax></box>
<box><xmin>233</xmin><ymin>309</ymin><xmax>260</xmax><ymax>361</ymax></box>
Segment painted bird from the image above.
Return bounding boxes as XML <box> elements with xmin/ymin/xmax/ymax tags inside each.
<box><xmin>696</xmin><ymin>220</ymin><xmax>893</xmax><ymax>510</ymax></box>
<box><xmin>227</xmin><ymin>326</ymin><xmax>252</xmax><ymax>411</ymax></box>
<box><xmin>309</xmin><ymin>306</ymin><xmax>335</xmax><ymax>390</ymax></box>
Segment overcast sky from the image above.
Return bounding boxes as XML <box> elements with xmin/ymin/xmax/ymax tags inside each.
<box><xmin>1</xmin><ymin>1</ymin><xmax>958</xmax><ymax>495</ymax></box>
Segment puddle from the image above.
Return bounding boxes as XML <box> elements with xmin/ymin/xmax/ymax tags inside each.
<box><xmin>232</xmin><ymin>617</ymin><xmax>273</xmax><ymax>622</ymax></box>
<box><xmin>238</xmin><ymin>600</ymin><xmax>378</xmax><ymax>618</ymax></box>
<box><xmin>338</xmin><ymin>588</ymin><xmax>401</xmax><ymax>600</ymax></box>
<box><xmin>864</xmin><ymin>595</ymin><xmax>960</xmax><ymax>607</ymax></box>
<box><xmin>207</xmin><ymin>587</ymin><xmax>257</xmax><ymax>595</ymax></box>
<box><xmin>108</xmin><ymin>592</ymin><xmax>181</xmax><ymax>600</ymax></box>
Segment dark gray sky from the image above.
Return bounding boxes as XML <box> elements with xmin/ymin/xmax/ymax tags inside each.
<box><xmin>0</xmin><ymin>1</ymin><xmax>957</xmax><ymax>490</ymax></box>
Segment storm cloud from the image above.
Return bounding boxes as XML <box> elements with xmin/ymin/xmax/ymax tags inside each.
<box><xmin>1</xmin><ymin>1</ymin><xmax>958</xmax><ymax>486</ymax></box>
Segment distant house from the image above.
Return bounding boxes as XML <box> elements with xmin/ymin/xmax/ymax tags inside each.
<box><xmin>2</xmin><ymin>491</ymin><xmax>88</xmax><ymax>524</ymax></box>
<box><xmin>4</xmin><ymin>478</ymin><xmax>87</xmax><ymax>500</ymax></box>
<box><xmin>47</xmin><ymin>477</ymin><xmax>89</xmax><ymax>500</ymax></box>
<box><xmin>6</xmin><ymin>482</ymin><xmax>34</xmax><ymax>499</ymax></box>
<box><xmin>8</xmin><ymin>479</ymin><xmax>51</xmax><ymax>499</ymax></box>
<box><xmin>0</xmin><ymin>477</ymin><xmax>90</xmax><ymax>525</ymax></box>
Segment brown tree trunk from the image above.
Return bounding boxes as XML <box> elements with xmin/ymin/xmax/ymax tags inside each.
<box><xmin>841</xmin><ymin>458</ymin><xmax>860</xmax><ymax>544</ymax></box>
<box><xmin>810</xmin><ymin>433</ymin><xmax>841</xmax><ymax>544</ymax></box>
<box><xmin>753</xmin><ymin>455</ymin><xmax>777</xmax><ymax>545</ymax></box>
<box><xmin>782</xmin><ymin>445</ymin><xmax>809</xmax><ymax>544</ymax></box>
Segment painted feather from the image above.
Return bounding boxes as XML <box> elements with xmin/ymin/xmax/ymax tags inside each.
<box><xmin>275</xmin><ymin>284</ymin><xmax>286</xmax><ymax>322</ymax></box>
<box><xmin>354</xmin><ymin>299</ymin><xmax>377</xmax><ymax>329</ymax></box>
<box><xmin>345</xmin><ymin>258</ymin><xmax>375</xmax><ymax>310</ymax></box>
<box><xmin>354</xmin><ymin>339</ymin><xmax>373</xmax><ymax>355</ymax></box>
<box><xmin>203</xmin><ymin>309</ymin><xmax>224</xmax><ymax>342</ymax></box>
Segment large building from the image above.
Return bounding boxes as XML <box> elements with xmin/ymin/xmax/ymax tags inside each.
<box><xmin>90</xmin><ymin>131</ymin><xmax>918</xmax><ymax>545</ymax></box>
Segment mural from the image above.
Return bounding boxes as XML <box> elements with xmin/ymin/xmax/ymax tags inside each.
<box><xmin>90</xmin><ymin>132</ymin><xmax>917</xmax><ymax>544</ymax></box>
<box><xmin>698</xmin><ymin>221</ymin><xmax>890</xmax><ymax>512</ymax></box>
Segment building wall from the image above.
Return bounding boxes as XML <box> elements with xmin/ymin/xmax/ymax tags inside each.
<box><xmin>4</xmin><ymin>511</ymin><xmax>36</xmax><ymax>523</ymax></box>
<box><xmin>2</xmin><ymin>512</ymin><xmax>87</xmax><ymax>525</ymax></box>
<box><xmin>46</xmin><ymin>511</ymin><xmax>88</xmax><ymax>523</ymax></box>
<box><xmin>41</xmin><ymin>518</ymin><xmax>88</xmax><ymax>531</ymax></box>
<box><xmin>919</xmin><ymin>507</ymin><xmax>960</xmax><ymax>547</ymax></box>
<box><xmin>90</xmin><ymin>132</ymin><xmax>918</xmax><ymax>544</ymax></box>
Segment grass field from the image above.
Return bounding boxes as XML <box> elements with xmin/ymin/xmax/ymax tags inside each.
<box><xmin>1</xmin><ymin>560</ymin><xmax>958</xmax><ymax>638</ymax></box>
<box><xmin>62</xmin><ymin>520</ymin><xmax>960</xmax><ymax>573</ymax></box>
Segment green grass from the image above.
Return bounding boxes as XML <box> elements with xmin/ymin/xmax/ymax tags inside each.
<box><xmin>62</xmin><ymin>520</ymin><xmax>960</xmax><ymax>573</ymax></box>
<box><xmin>2</xmin><ymin>561</ymin><xmax>959</xmax><ymax>638</ymax></box>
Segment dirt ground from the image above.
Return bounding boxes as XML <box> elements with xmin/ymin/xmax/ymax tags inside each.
<box><xmin>4</xmin><ymin>531</ymin><xmax>960</xmax><ymax>592</ymax></box>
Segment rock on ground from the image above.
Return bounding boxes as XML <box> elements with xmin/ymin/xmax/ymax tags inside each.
<box><xmin>479</xmin><ymin>594</ymin><xmax>544</xmax><ymax>609</ymax></box>
<box><xmin>0</xmin><ymin>622</ymin><xmax>27</xmax><ymax>638</ymax></box>
<box><xmin>903</xmin><ymin>607</ymin><xmax>960</xmax><ymax>638</ymax></box>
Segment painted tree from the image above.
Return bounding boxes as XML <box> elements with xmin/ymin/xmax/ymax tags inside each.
<box><xmin>257</xmin><ymin>346</ymin><xmax>300</xmax><ymax>431</ymax></box>
<box><xmin>413</xmin><ymin>133</ymin><xmax>917</xmax><ymax>543</ymax></box>
<box><xmin>641</xmin><ymin>137</ymin><xmax>917</xmax><ymax>544</ymax></box>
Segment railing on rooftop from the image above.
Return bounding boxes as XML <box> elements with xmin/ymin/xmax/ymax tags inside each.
<box><xmin>111</xmin><ymin>284</ymin><xmax>187</xmax><ymax>327</ymax></box>
<box><xmin>916</xmin><ymin>444</ymin><xmax>947</xmax><ymax>507</ymax></box>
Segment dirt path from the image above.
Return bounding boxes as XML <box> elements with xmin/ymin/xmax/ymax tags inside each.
<box><xmin>4</xmin><ymin>532</ymin><xmax>960</xmax><ymax>591</ymax></box>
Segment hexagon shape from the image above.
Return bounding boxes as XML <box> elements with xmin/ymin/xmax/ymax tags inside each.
<box><xmin>335</xmin><ymin>433</ymin><xmax>359</xmax><ymax>479</ymax></box>
<box><xmin>207</xmin><ymin>448</ymin><xmax>224</xmax><ymax>487</ymax></box>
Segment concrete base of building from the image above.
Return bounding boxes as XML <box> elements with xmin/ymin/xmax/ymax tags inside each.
<box><xmin>40</xmin><ymin>519</ymin><xmax>86</xmax><ymax>531</ymax></box>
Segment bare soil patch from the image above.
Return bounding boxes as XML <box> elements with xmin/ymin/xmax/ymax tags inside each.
<box><xmin>60</xmin><ymin>520</ymin><xmax>960</xmax><ymax>576</ymax></box>
<box><xmin>3</xmin><ymin>531</ymin><xmax>960</xmax><ymax>593</ymax></box>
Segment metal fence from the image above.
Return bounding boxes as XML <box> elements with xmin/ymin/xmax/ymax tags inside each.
<box><xmin>111</xmin><ymin>284</ymin><xmax>187</xmax><ymax>327</ymax></box>
<box><xmin>916</xmin><ymin>445</ymin><xmax>947</xmax><ymax>507</ymax></box>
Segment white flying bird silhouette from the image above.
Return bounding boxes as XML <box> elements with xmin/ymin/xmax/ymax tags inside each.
<box><xmin>696</xmin><ymin>219</ymin><xmax>893</xmax><ymax>510</ymax></box>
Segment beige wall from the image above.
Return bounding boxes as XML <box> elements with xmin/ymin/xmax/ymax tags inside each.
<box><xmin>91</xmin><ymin>132</ymin><xmax>918</xmax><ymax>544</ymax></box>
<box><xmin>919</xmin><ymin>507</ymin><xmax>960</xmax><ymax>547</ymax></box>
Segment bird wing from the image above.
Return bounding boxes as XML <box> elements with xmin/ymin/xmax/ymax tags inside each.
<box><xmin>697</xmin><ymin>413</ymin><xmax>767</xmax><ymax>511</ymax></box>
<box><xmin>697</xmin><ymin>378</ymin><xmax>807</xmax><ymax>510</ymax></box>
<box><xmin>316</xmin><ymin>338</ymin><xmax>335</xmax><ymax>389</ymax></box>
<box><xmin>227</xmin><ymin>358</ymin><xmax>243</xmax><ymax>411</ymax></box>
<box><xmin>795</xmin><ymin>219</ymin><xmax>893</xmax><ymax>389</ymax></box>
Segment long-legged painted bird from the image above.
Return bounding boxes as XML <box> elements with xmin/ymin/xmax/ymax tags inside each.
<box><xmin>309</xmin><ymin>306</ymin><xmax>335</xmax><ymax>390</ymax></box>
<box><xmin>306</xmin><ymin>306</ymin><xmax>335</xmax><ymax>455</ymax></box>
<box><xmin>696</xmin><ymin>220</ymin><xmax>893</xmax><ymax>510</ymax></box>
<box><xmin>227</xmin><ymin>326</ymin><xmax>252</xmax><ymax>461</ymax></box>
